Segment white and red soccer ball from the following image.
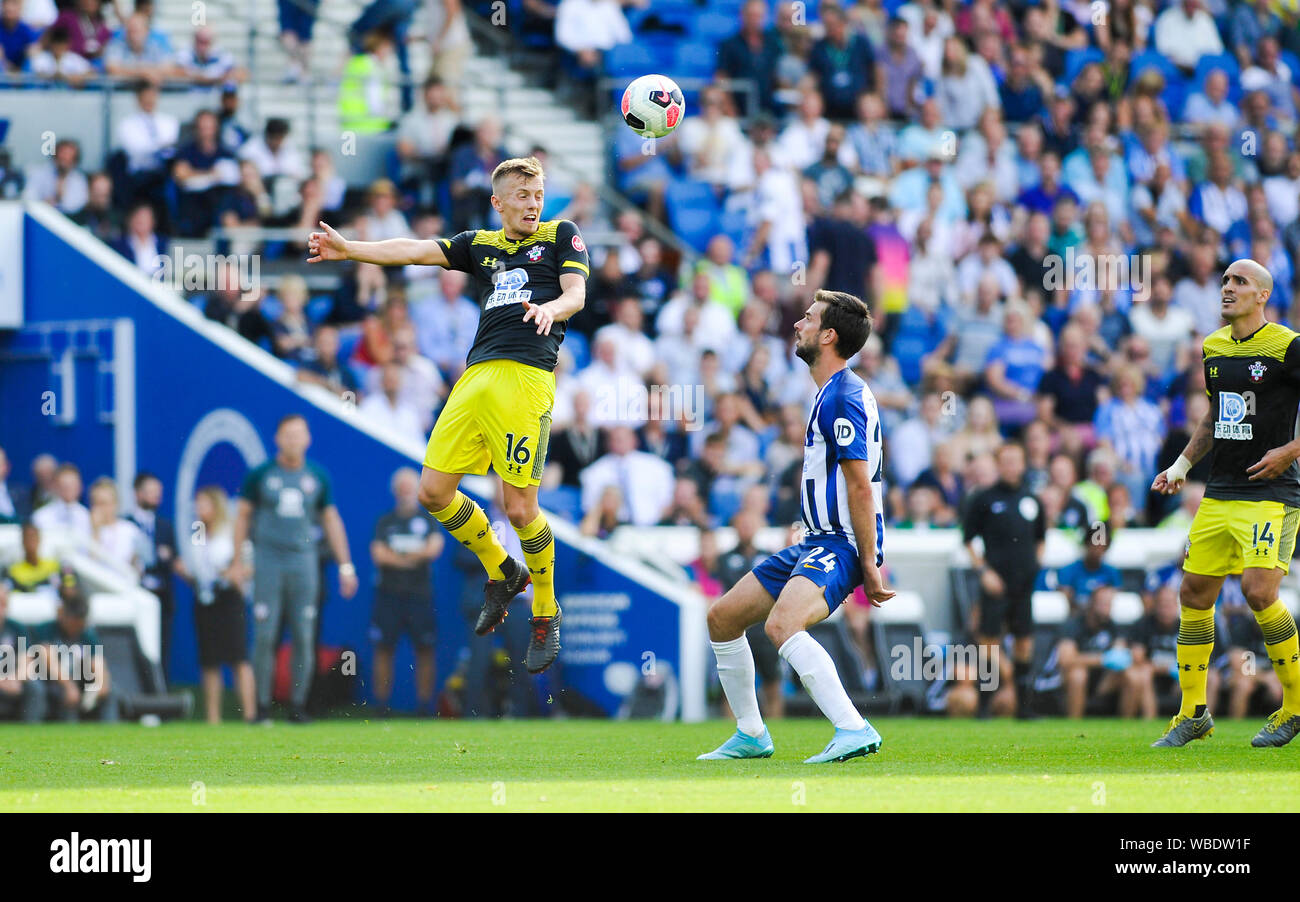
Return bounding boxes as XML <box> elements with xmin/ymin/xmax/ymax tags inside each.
<box><xmin>621</xmin><ymin>74</ymin><xmax>685</xmax><ymax>139</ymax></box>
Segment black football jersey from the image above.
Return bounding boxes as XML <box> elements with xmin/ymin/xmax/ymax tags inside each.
<box><xmin>439</xmin><ymin>219</ymin><xmax>590</xmax><ymax>372</ymax></box>
<box><xmin>1202</xmin><ymin>321</ymin><xmax>1300</xmax><ymax>507</ymax></box>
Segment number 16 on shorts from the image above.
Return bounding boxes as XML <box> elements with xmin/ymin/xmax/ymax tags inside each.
<box><xmin>503</xmin><ymin>431</ymin><xmax>532</xmax><ymax>477</ymax></box>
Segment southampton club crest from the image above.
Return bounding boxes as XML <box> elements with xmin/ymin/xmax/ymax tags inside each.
<box><xmin>1250</xmin><ymin>360</ymin><xmax>1267</xmax><ymax>382</ymax></box>
<box><xmin>527</xmin><ymin>245</ymin><xmax>544</xmax><ymax>262</ymax></box>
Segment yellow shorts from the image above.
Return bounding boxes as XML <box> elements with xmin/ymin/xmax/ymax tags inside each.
<box><xmin>1183</xmin><ymin>498</ymin><xmax>1300</xmax><ymax>577</ymax></box>
<box><xmin>423</xmin><ymin>359</ymin><xmax>555</xmax><ymax>488</ymax></box>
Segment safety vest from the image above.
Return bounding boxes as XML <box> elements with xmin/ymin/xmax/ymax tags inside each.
<box><xmin>338</xmin><ymin>53</ymin><xmax>394</xmax><ymax>134</ymax></box>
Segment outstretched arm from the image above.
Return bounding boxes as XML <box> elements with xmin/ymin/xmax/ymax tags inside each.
<box><xmin>307</xmin><ymin>221</ymin><xmax>450</xmax><ymax>267</ymax></box>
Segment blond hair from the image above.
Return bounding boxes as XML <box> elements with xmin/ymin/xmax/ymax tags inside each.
<box><xmin>491</xmin><ymin>156</ymin><xmax>545</xmax><ymax>193</ymax></box>
<box><xmin>196</xmin><ymin>485</ymin><xmax>229</xmax><ymax>532</ymax></box>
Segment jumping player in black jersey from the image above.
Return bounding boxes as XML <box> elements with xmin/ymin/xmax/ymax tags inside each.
<box><xmin>307</xmin><ymin>156</ymin><xmax>588</xmax><ymax>674</ymax></box>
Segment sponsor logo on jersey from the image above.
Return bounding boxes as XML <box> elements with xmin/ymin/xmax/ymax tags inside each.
<box><xmin>832</xmin><ymin>417</ymin><xmax>855</xmax><ymax>446</ymax></box>
<box><xmin>1215</xmin><ymin>390</ymin><xmax>1253</xmax><ymax>440</ymax></box>
<box><xmin>485</xmin><ymin>267</ymin><xmax>533</xmax><ymax>310</ymax></box>
<box><xmin>1250</xmin><ymin>360</ymin><xmax>1267</xmax><ymax>382</ymax></box>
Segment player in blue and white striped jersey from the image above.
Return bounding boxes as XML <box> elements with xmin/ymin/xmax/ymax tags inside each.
<box><xmin>698</xmin><ymin>291</ymin><xmax>895</xmax><ymax>765</ymax></box>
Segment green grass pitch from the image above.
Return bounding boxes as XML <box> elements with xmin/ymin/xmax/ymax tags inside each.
<box><xmin>1</xmin><ymin>718</ymin><xmax>1295</xmax><ymax>812</ymax></box>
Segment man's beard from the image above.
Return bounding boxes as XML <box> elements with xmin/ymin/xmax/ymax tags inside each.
<box><xmin>794</xmin><ymin>340</ymin><xmax>819</xmax><ymax>365</ymax></box>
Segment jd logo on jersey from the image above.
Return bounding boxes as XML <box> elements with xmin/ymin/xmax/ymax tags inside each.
<box><xmin>1215</xmin><ymin>391</ymin><xmax>1252</xmax><ymax>440</ymax></box>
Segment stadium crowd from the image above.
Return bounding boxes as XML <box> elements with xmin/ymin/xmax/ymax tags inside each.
<box><xmin>3</xmin><ymin>0</ymin><xmax>1300</xmax><ymax>719</ymax></box>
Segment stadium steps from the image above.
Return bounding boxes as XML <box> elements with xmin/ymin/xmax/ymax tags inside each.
<box><xmin>151</xmin><ymin>0</ymin><xmax>606</xmax><ymax>186</ymax></box>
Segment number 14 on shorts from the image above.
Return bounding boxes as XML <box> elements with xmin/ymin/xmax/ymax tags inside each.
<box><xmin>1252</xmin><ymin>521</ymin><xmax>1275</xmax><ymax>555</ymax></box>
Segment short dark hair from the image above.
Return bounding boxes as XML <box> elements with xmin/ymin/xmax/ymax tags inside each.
<box><xmin>133</xmin><ymin>471</ymin><xmax>159</xmax><ymax>490</ymax></box>
<box><xmin>814</xmin><ymin>290</ymin><xmax>872</xmax><ymax>359</ymax></box>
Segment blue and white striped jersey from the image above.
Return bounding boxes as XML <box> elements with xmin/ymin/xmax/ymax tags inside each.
<box><xmin>800</xmin><ymin>368</ymin><xmax>885</xmax><ymax>565</ymax></box>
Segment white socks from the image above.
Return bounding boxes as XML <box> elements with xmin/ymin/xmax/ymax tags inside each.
<box><xmin>711</xmin><ymin>636</ymin><xmax>765</xmax><ymax>738</ymax></box>
<box><xmin>779</xmin><ymin>631</ymin><xmax>866</xmax><ymax>732</ymax></box>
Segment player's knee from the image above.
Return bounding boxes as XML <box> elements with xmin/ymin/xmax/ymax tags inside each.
<box><xmin>418</xmin><ymin>482</ymin><xmax>453</xmax><ymax>514</ymax></box>
<box><xmin>505</xmin><ymin>498</ymin><xmax>538</xmax><ymax>530</ymax></box>
<box><xmin>706</xmin><ymin>600</ymin><xmax>741</xmax><ymax>641</ymax></box>
<box><xmin>1241</xmin><ymin>582</ymin><xmax>1277</xmax><ymax>611</ymax></box>
<box><xmin>764</xmin><ymin>615</ymin><xmax>794</xmax><ymax>649</ymax></box>
<box><xmin>1065</xmin><ymin>664</ymin><xmax>1088</xmax><ymax>685</ymax></box>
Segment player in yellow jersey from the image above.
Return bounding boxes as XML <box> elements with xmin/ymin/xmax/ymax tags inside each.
<box><xmin>1151</xmin><ymin>259</ymin><xmax>1300</xmax><ymax>747</ymax></box>
<box><xmin>307</xmin><ymin>157</ymin><xmax>588</xmax><ymax>673</ymax></box>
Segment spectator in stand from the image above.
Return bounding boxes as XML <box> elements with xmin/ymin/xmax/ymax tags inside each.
<box><xmin>448</xmin><ymin>117</ymin><xmax>506</xmax><ymax>232</ymax></box>
<box><xmin>594</xmin><ymin>295</ymin><xmax>656</xmax><ymax>379</ymax></box>
<box><xmin>30</xmin><ymin>579</ymin><xmax>117</xmax><ymax>722</ymax></box>
<box><xmin>999</xmin><ymin>42</ymin><xmax>1051</xmax><ymax>124</ymax></box>
<box><xmin>217</xmin><ymin>83</ymin><xmax>250</xmax><ymax>154</ymax></box>
<box><xmin>1130</xmin><ymin>274</ymin><xmax>1196</xmax><ymax>374</ymax></box>
<box><xmin>1037</xmin><ymin>323</ymin><xmax>1105</xmax><ymax>447</ymax></box>
<box><xmin>1053</xmin><ymin>585</ymin><xmax>1131</xmax><ymax>717</ymax></box>
<box><xmin>888</xmin><ymin>391</ymin><xmax>949</xmax><ymax>487</ymax></box>
<box><xmin>366</xmin><ymin>325</ymin><xmax>444</xmax><ymax>434</ymax></box>
<box><xmin>173</xmin><ymin>485</ymin><xmax>256</xmax><ymax>723</ymax></box>
<box><xmin>553</xmin><ymin>0</ymin><xmax>633</xmax><ymax>117</ymax></box>
<box><xmin>298</xmin><ymin>324</ymin><xmax>361</xmax><ymax>399</ymax></box>
<box><xmin>32</xmin><ymin>464</ymin><xmax>91</xmax><ymax>545</ymax></box>
<box><xmin>412</xmin><ymin>268</ymin><xmax>478</xmax><ymax>383</ymax></box>
<box><xmin>740</xmin><ymin>145</ymin><xmax>808</xmax><ymax>275</ymax></box>
<box><xmin>579</xmin><ymin>484</ymin><xmax>626</xmax><ymax>538</ymax></box>
<box><xmin>656</xmin><ymin>270</ymin><xmax>737</xmax><ymax>347</ymax></box>
<box><xmin>1094</xmin><ymin>364</ymin><xmax>1165</xmax><ymax>506</ymax></box>
<box><xmin>277</xmin><ymin>0</ymin><xmax>318</xmax><ymax>82</ymax></box>
<box><xmin>22</xmin><ymin>138</ymin><xmax>87</xmax><ymax>216</ymax></box>
<box><xmin>28</xmin><ymin>455</ymin><xmax>57</xmax><ymax>513</ymax></box>
<box><xmin>4</xmin><ymin>521</ymin><xmax>59</xmax><ymax>595</ymax></box>
<box><xmin>103</xmin><ymin>11</ymin><xmax>179</xmax><ymax>79</ymax></box>
<box><xmin>395</xmin><ymin>75</ymin><xmax>460</xmax><ymax>204</ymax></box>
<box><xmin>359</xmin><ymin>178</ymin><xmax>413</xmax><ymax>241</ymax></box>
<box><xmin>547</xmin><ymin>389</ymin><xmax>606</xmax><ymax>488</ymax></box>
<box><xmin>239</xmin><ymin>117</ymin><xmax>307</xmax><ymax>186</ymax></box>
<box><xmin>125</xmin><ymin>471</ymin><xmax>176</xmax><ymax>679</ymax></box>
<box><xmin>53</xmin><ymin>0</ymin><xmax>110</xmax><ymax>65</ymax></box>
<box><xmin>984</xmin><ymin>301</ymin><xmax>1049</xmax><ymax>431</ymax></box>
<box><xmin>934</xmin><ymin>273</ymin><xmax>1003</xmax><ymax>392</ymax></box>
<box><xmin>339</xmin><ymin>27</ymin><xmax>400</xmax><ymax>134</ymax></box>
<box><xmin>29</xmin><ymin>24</ymin><xmax>94</xmax><ymax>85</ymax></box>
<box><xmin>876</xmin><ymin>17</ymin><xmax>922</xmax><ymax>121</ymax></box>
<box><xmin>1182</xmin><ymin>69</ymin><xmax>1241</xmax><ymax>135</ymax></box>
<box><xmin>270</xmin><ymin>274</ymin><xmax>314</xmax><ymax>363</ymax></box>
<box><xmin>1173</xmin><ymin>241</ymin><xmax>1226</xmax><ymax>337</ymax></box>
<box><xmin>202</xmin><ymin>261</ymin><xmax>275</xmax><ymax>349</ymax></box>
<box><xmin>173</xmin><ymin>110</ymin><xmax>240</xmax><ymax>235</ymax></box>
<box><xmin>775</xmin><ymin>88</ymin><xmax>843</xmax><ymax>172</ymax></box>
<box><xmin>176</xmin><ymin>25</ymin><xmax>242</xmax><ymax>86</ymax></box>
<box><xmin>0</xmin><ymin>0</ymin><xmax>39</xmax><ymax>73</ymax></box>
<box><xmin>936</xmin><ymin>35</ymin><xmax>999</xmax><ymax>132</ymax></box>
<box><xmin>116</xmin><ymin>80</ymin><xmax>180</xmax><ymax>207</ymax></box>
<box><xmin>717</xmin><ymin>0</ymin><xmax>783</xmax><ymax>116</ymax></box>
<box><xmin>657</xmin><ymin>477</ymin><xmax>710</xmax><ymax>528</ymax></box>
<box><xmin>808</xmin><ymin>1</ymin><xmax>876</xmax><ymax>121</ymax></box>
<box><xmin>1189</xmin><ymin>151</ymin><xmax>1247</xmax><ymax>240</ymax></box>
<box><xmin>678</xmin><ymin>85</ymin><xmax>749</xmax><ymax>193</ymax></box>
<box><xmin>368</xmin><ymin>467</ymin><xmax>443</xmax><ymax>716</ymax></box>
<box><xmin>696</xmin><ymin>235</ymin><xmax>750</xmax><ymax>318</ymax></box>
<box><xmin>1054</xmin><ymin>521</ymin><xmax>1123</xmax><ymax>614</ymax></box>
<box><xmin>0</xmin><ymin>446</ymin><xmax>28</xmax><ymax>525</ymax></box>
<box><xmin>0</xmin><ymin>577</ymin><xmax>41</xmax><ymax>722</ymax></box>
<box><xmin>1242</xmin><ymin>36</ymin><xmax>1298</xmax><ymax>127</ymax></box>
<box><xmin>580</xmin><ymin>425</ymin><xmax>675</xmax><ymax>527</ymax></box>
<box><xmin>85</xmin><ymin>477</ymin><xmax>146</xmax><ymax>580</ymax></box>
<box><xmin>845</xmin><ymin>92</ymin><xmax>898</xmax><ymax>177</ymax></box>
<box><xmin>1152</xmin><ymin>0</ymin><xmax>1223</xmax><ymax>76</ymax></box>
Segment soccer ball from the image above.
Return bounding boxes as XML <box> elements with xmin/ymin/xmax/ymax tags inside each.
<box><xmin>621</xmin><ymin>74</ymin><xmax>685</xmax><ymax>139</ymax></box>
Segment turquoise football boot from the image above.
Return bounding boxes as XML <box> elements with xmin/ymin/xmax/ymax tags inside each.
<box><xmin>803</xmin><ymin>723</ymin><xmax>882</xmax><ymax>764</ymax></box>
<box><xmin>697</xmin><ymin>727</ymin><xmax>775</xmax><ymax>760</ymax></box>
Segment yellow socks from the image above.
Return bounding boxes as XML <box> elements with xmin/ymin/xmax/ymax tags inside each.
<box><xmin>1254</xmin><ymin>600</ymin><xmax>1300</xmax><ymax>715</ymax></box>
<box><xmin>1177</xmin><ymin>604</ymin><xmax>1216</xmax><ymax>716</ymax></box>
<box><xmin>432</xmin><ymin>492</ymin><xmax>507</xmax><ymax>580</ymax></box>
<box><xmin>516</xmin><ymin>513</ymin><xmax>556</xmax><ymax>618</ymax></box>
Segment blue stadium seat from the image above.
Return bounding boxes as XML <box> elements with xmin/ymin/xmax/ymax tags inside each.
<box><xmin>538</xmin><ymin>485</ymin><xmax>583</xmax><ymax>523</ymax></box>
<box><xmin>562</xmin><ymin>328</ymin><xmax>589</xmax><ymax>370</ymax></box>
<box><xmin>1062</xmin><ymin>47</ymin><xmax>1103</xmax><ymax>85</ymax></box>
<box><xmin>1161</xmin><ymin>78</ymin><xmax>1188</xmax><ymax>120</ymax></box>
<box><xmin>307</xmin><ymin>294</ymin><xmax>333</xmax><ymax>324</ymax></box>
<box><xmin>675</xmin><ymin>41</ymin><xmax>719</xmax><ymax>80</ymax></box>
<box><xmin>694</xmin><ymin>10</ymin><xmax>739</xmax><ymax>42</ymax></box>
<box><xmin>1282</xmin><ymin>50</ymin><xmax>1300</xmax><ymax>87</ymax></box>
<box><xmin>666</xmin><ymin>179</ymin><xmax>722</xmax><ymax>253</ymax></box>
<box><xmin>606</xmin><ymin>43</ymin><xmax>659</xmax><ymax>78</ymax></box>
<box><xmin>719</xmin><ymin>205</ymin><xmax>750</xmax><ymax>252</ymax></box>
<box><xmin>1128</xmin><ymin>49</ymin><xmax>1181</xmax><ymax>86</ymax></box>
<box><xmin>337</xmin><ymin>327</ymin><xmax>363</xmax><ymax>364</ymax></box>
<box><xmin>1193</xmin><ymin>52</ymin><xmax>1240</xmax><ymax>87</ymax></box>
